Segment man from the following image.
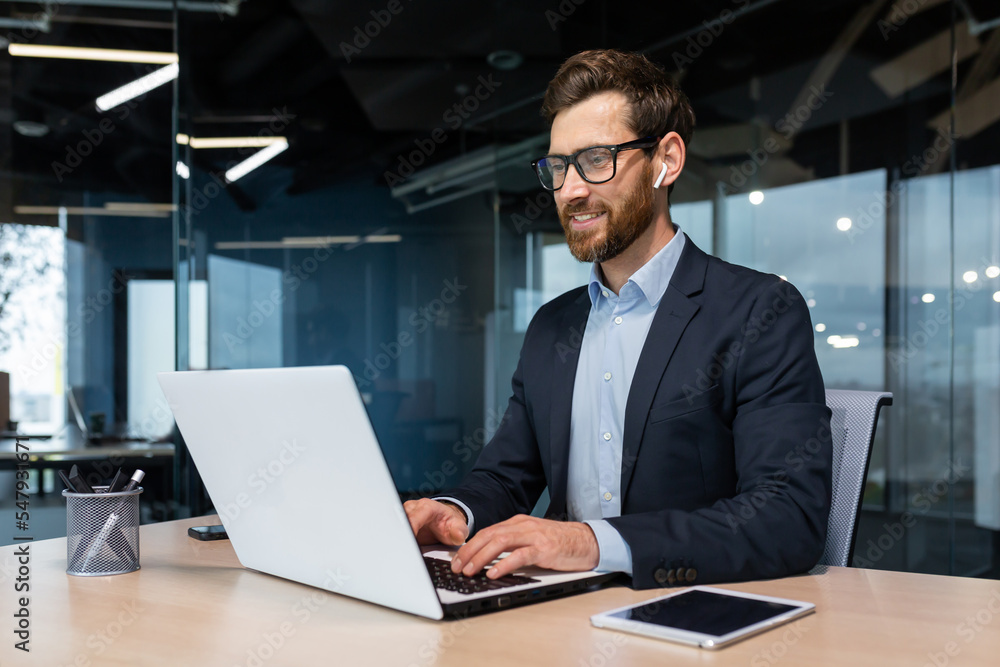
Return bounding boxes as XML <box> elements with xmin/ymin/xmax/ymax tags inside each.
<box><xmin>405</xmin><ymin>49</ymin><xmax>831</xmax><ymax>589</ymax></box>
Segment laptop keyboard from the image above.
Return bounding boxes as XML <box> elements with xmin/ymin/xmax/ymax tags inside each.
<box><xmin>424</xmin><ymin>556</ymin><xmax>540</xmax><ymax>595</ymax></box>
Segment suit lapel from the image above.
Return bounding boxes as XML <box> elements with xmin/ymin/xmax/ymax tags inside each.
<box><xmin>620</xmin><ymin>241</ymin><xmax>708</xmax><ymax>503</ymax></box>
<box><xmin>547</xmin><ymin>289</ymin><xmax>590</xmax><ymax>517</ymax></box>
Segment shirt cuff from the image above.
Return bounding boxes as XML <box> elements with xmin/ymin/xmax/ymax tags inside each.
<box><xmin>432</xmin><ymin>497</ymin><xmax>475</xmax><ymax>535</ymax></box>
<box><xmin>584</xmin><ymin>519</ymin><xmax>633</xmax><ymax>575</ymax></box>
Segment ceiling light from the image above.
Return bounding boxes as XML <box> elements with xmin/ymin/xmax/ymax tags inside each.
<box><xmin>921</xmin><ymin>293</ymin><xmax>935</xmax><ymax>303</ymax></box>
<box><xmin>282</xmin><ymin>236</ymin><xmax>361</xmax><ymax>246</ymax></box>
<box><xmin>836</xmin><ymin>217</ymin><xmax>852</xmax><ymax>231</ymax></box>
<box><xmin>224</xmin><ymin>139</ymin><xmax>288</xmax><ymax>182</ymax></box>
<box><xmin>8</xmin><ymin>43</ymin><xmax>178</xmax><ymax>64</ymax></box>
<box><xmin>986</xmin><ymin>266</ymin><xmax>1000</xmax><ymax>279</ymax></box>
<box><xmin>815</xmin><ymin>323</ymin><xmax>826</xmax><ymax>332</ymax></box>
<box><xmin>14</xmin><ymin>205</ymin><xmax>170</xmax><ymax>218</ymax></box>
<box><xmin>96</xmin><ymin>62</ymin><xmax>178</xmax><ymax>111</ymax></box>
<box><xmin>827</xmin><ymin>335</ymin><xmax>859</xmax><ymax>348</ymax></box>
<box><xmin>215</xmin><ymin>241</ymin><xmax>288</xmax><ymax>250</ymax></box>
<box><xmin>994</xmin><ymin>291</ymin><xmax>1000</xmax><ymax>303</ymax></box>
<box><xmin>365</xmin><ymin>234</ymin><xmax>402</xmax><ymax>243</ymax></box>
<box><xmin>176</xmin><ymin>133</ymin><xmax>190</xmax><ymax>145</ymax></box>
<box><xmin>13</xmin><ymin>120</ymin><xmax>49</xmax><ymax>137</ymax></box>
<box><xmin>176</xmin><ymin>161</ymin><xmax>190</xmax><ymax>180</ymax></box>
<box><xmin>104</xmin><ymin>202</ymin><xmax>175</xmax><ymax>211</ymax></box>
<box><xmin>188</xmin><ymin>136</ymin><xmax>287</xmax><ymax>149</ymax></box>
<box><xmin>962</xmin><ymin>270</ymin><xmax>978</xmax><ymax>283</ymax></box>
<box><xmin>486</xmin><ymin>50</ymin><xmax>523</xmax><ymax>70</ymax></box>
<box><xmin>748</xmin><ymin>191</ymin><xmax>764</xmax><ymax>205</ymax></box>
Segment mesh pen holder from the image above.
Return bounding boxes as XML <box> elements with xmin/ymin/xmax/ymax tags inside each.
<box><xmin>64</xmin><ymin>486</ymin><xmax>142</xmax><ymax>576</ymax></box>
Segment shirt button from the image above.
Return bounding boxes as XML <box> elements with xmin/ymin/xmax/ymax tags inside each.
<box><xmin>602</xmin><ymin>290</ymin><xmax>609</xmax><ymax>298</ymax></box>
<box><xmin>614</xmin><ymin>316</ymin><xmax>623</xmax><ymax>325</ymax></box>
<box><xmin>603</xmin><ymin>432</ymin><xmax>611</xmax><ymax>441</ymax></box>
<box><xmin>603</xmin><ymin>372</ymin><xmax>612</xmax><ymax>381</ymax></box>
<box><xmin>604</xmin><ymin>492</ymin><xmax>613</xmax><ymax>501</ymax></box>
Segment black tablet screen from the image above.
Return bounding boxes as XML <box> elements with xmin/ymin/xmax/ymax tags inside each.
<box><xmin>608</xmin><ymin>590</ymin><xmax>800</xmax><ymax>637</ymax></box>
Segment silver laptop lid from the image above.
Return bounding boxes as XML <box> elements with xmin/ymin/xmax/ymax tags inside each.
<box><xmin>157</xmin><ymin>365</ymin><xmax>444</xmax><ymax>620</ymax></box>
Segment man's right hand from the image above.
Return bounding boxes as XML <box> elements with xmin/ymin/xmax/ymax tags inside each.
<box><xmin>403</xmin><ymin>498</ymin><xmax>469</xmax><ymax>546</ymax></box>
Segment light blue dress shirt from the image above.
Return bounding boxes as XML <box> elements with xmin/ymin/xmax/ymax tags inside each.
<box><xmin>440</xmin><ymin>228</ymin><xmax>687</xmax><ymax>576</ymax></box>
<box><xmin>569</xmin><ymin>229</ymin><xmax>686</xmax><ymax>575</ymax></box>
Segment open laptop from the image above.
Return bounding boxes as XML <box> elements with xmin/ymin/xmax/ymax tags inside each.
<box><xmin>157</xmin><ymin>366</ymin><xmax>615</xmax><ymax>619</ymax></box>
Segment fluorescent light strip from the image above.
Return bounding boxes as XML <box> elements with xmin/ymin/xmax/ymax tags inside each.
<box><xmin>104</xmin><ymin>202</ymin><xmax>176</xmax><ymax>211</ymax></box>
<box><xmin>215</xmin><ymin>241</ymin><xmax>289</xmax><ymax>250</ymax></box>
<box><xmin>96</xmin><ymin>62</ymin><xmax>178</xmax><ymax>111</ymax></box>
<box><xmin>14</xmin><ymin>206</ymin><xmax>169</xmax><ymax>218</ymax></box>
<box><xmin>282</xmin><ymin>236</ymin><xmax>361</xmax><ymax>245</ymax></box>
<box><xmin>176</xmin><ymin>161</ymin><xmax>190</xmax><ymax>180</ymax></box>
<box><xmin>224</xmin><ymin>139</ymin><xmax>288</xmax><ymax>182</ymax></box>
<box><xmin>189</xmin><ymin>136</ymin><xmax>286</xmax><ymax>149</ymax></box>
<box><xmin>365</xmin><ymin>234</ymin><xmax>402</xmax><ymax>243</ymax></box>
<box><xmin>8</xmin><ymin>43</ymin><xmax>178</xmax><ymax>64</ymax></box>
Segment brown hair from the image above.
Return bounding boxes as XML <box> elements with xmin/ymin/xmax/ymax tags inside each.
<box><xmin>542</xmin><ymin>50</ymin><xmax>695</xmax><ymax>193</ymax></box>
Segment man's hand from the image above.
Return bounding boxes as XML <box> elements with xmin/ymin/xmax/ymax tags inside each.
<box><xmin>451</xmin><ymin>514</ymin><xmax>599</xmax><ymax>579</ymax></box>
<box><xmin>403</xmin><ymin>498</ymin><xmax>469</xmax><ymax>546</ymax></box>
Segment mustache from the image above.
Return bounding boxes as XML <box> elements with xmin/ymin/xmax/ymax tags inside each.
<box><xmin>560</xmin><ymin>202</ymin><xmax>605</xmax><ymax>218</ymax></box>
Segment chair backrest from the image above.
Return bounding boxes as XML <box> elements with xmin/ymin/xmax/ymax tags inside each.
<box><xmin>819</xmin><ymin>389</ymin><xmax>893</xmax><ymax>567</ymax></box>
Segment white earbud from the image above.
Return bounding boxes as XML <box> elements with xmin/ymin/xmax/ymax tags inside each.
<box><xmin>653</xmin><ymin>162</ymin><xmax>668</xmax><ymax>189</ymax></box>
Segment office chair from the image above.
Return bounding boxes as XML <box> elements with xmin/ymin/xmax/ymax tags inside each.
<box><xmin>817</xmin><ymin>389</ymin><xmax>893</xmax><ymax>568</ymax></box>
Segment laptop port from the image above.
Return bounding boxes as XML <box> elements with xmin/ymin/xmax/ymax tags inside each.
<box><xmin>515</xmin><ymin>592</ymin><xmax>528</xmax><ymax>600</ymax></box>
<box><xmin>497</xmin><ymin>596</ymin><xmax>511</xmax><ymax>608</ymax></box>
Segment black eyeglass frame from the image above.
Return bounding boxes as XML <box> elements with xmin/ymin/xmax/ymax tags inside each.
<box><xmin>530</xmin><ymin>136</ymin><xmax>662</xmax><ymax>191</ymax></box>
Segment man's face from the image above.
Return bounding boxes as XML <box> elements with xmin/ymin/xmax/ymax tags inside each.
<box><xmin>549</xmin><ymin>91</ymin><xmax>656</xmax><ymax>263</ymax></box>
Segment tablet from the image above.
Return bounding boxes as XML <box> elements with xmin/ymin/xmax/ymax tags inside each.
<box><xmin>590</xmin><ymin>586</ymin><xmax>815</xmax><ymax>649</ymax></box>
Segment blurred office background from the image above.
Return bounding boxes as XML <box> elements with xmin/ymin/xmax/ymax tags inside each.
<box><xmin>0</xmin><ymin>0</ymin><xmax>998</xmax><ymax>578</ymax></box>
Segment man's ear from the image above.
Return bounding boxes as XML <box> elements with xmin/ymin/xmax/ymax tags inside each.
<box><xmin>654</xmin><ymin>132</ymin><xmax>686</xmax><ymax>191</ymax></box>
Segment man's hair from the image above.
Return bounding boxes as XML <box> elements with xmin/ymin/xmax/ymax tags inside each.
<box><xmin>541</xmin><ymin>50</ymin><xmax>696</xmax><ymax>194</ymax></box>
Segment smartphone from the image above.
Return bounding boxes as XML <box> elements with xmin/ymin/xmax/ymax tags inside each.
<box><xmin>187</xmin><ymin>525</ymin><xmax>229</xmax><ymax>541</ymax></box>
<box><xmin>591</xmin><ymin>586</ymin><xmax>815</xmax><ymax>649</ymax></box>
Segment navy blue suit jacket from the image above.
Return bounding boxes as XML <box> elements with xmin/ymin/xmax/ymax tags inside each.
<box><xmin>448</xmin><ymin>238</ymin><xmax>832</xmax><ymax>589</ymax></box>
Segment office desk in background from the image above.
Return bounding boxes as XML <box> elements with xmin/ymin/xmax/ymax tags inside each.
<box><xmin>0</xmin><ymin>434</ymin><xmax>174</xmax><ymax>472</ymax></box>
<box><xmin>1</xmin><ymin>517</ymin><xmax>999</xmax><ymax>666</ymax></box>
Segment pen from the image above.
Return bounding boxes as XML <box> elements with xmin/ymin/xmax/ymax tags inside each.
<box><xmin>59</xmin><ymin>470</ymin><xmax>78</xmax><ymax>492</ymax></box>
<box><xmin>107</xmin><ymin>469</ymin><xmax>126</xmax><ymax>493</ymax></box>
<box><xmin>79</xmin><ymin>470</ymin><xmax>145</xmax><ymax>571</ymax></box>
<box><xmin>68</xmin><ymin>465</ymin><xmax>95</xmax><ymax>494</ymax></box>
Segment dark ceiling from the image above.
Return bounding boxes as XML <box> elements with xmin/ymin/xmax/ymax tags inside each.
<box><xmin>2</xmin><ymin>0</ymin><xmax>999</xmax><ymax>220</ymax></box>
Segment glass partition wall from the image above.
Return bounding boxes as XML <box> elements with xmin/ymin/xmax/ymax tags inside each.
<box><xmin>19</xmin><ymin>0</ymin><xmax>979</xmax><ymax>576</ymax></box>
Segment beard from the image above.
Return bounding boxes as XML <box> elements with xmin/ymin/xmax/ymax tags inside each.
<box><xmin>559</xmin><ymin>160</ymin><xmax>657</xmax><ymax>264</ymax></box>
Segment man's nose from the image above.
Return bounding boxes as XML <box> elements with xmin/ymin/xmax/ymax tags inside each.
<box><xmin>557</xmin><ymin>163</ymin><xmax>590</xmax><ymax>203</ymax></box>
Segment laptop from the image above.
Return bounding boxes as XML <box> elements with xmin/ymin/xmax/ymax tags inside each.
<box><xmin>157</xmin><ymin>366</ymin><xmax>615</xmax><ymax>619</ymax></box>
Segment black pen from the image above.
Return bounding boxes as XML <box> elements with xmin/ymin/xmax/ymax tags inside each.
<box><xmin>107</xmin><ymin>469</ymin><xmax>126</xmax><ymax>493</ymax></box>
<box><xmin>59</xmin><ymin>470</ymin><xmax>78</xmax><ymax>492</ymax></box>
<box><xmin>68</xmin><ymin>464</ymin><xmax>95</xmax><ymax>494</ymax></box>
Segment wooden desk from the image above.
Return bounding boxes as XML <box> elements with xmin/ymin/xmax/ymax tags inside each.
<box><xmin>2</xmin><ymin>517</ymin><xmax>999</xmax><ymax>666</ymax></box>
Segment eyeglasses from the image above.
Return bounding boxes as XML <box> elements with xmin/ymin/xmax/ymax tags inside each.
<box><xmin>530</xmin><ymin>137</ymin><xmax>661</xmax><ymax>191</ymax></box>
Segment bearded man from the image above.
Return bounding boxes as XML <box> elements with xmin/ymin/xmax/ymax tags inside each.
<box><xmin>405</xmin><ymin>49</ymin><xmax>832</xmax><ymax>589</ymax></box>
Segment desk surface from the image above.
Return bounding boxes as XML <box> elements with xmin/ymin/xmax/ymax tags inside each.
<box><xmin>2</xmin><ymin>517</ymin><xmax>999</xmax><ymax>666</ymax></box>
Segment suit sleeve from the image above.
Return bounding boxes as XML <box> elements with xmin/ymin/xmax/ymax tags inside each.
<box><xmin>607</xmin><ymin>279</ymin><xmax>832</xmax><ymax>589</ymax></box>
<box><xmin>443</xmin><ymin>316</ymin><xmax>548</xmax><ymax>533</ymax></box>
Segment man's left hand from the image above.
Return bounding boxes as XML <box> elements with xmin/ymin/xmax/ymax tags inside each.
<box><xmin>451</xmin><ymin>514</ymin><xmax>600</xmax><ymax>579</ymax></box>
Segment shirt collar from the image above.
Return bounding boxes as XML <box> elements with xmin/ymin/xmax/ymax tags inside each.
<box><xmin>587</xmin><ymin>225</ymin><xmax>686</xmax><ymax>308</ymax></box>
